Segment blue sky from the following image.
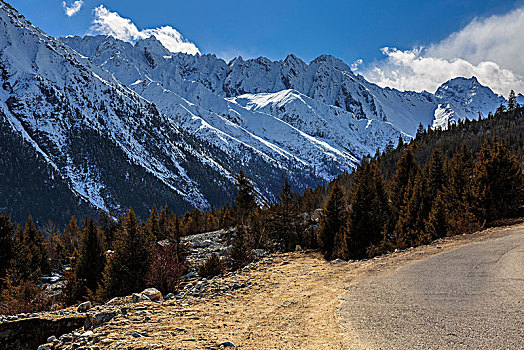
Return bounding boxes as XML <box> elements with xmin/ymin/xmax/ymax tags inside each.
<box><xmin>8</xmin><ymin>0</ymin><xmax>524</xmax><ymax>96</ymax></box>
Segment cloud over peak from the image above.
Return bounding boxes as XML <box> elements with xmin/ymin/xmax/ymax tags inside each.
<box><xmin>62</xmin><ymin>1</ymin><xmax>84</xmax><ymax>17</ymax></box>
<box><xmin>89</xmin><ymin>5</ymin><xmax>200</xmax><ymax>55</ymax></box>
<box><xmin>362</xmin><ymin>6</ymin><xmax>524</xmax><ymax>97</ymax></box>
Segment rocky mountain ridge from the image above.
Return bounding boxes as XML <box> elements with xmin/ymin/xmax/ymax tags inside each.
<box><xmin>0</xmin><ymin>0</ymin><xmax>509</xmax><ymax>225</ymax></box>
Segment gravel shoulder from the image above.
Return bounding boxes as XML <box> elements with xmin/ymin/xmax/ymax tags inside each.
<box><xmin>37</xmin><ymin>221</ymin><xmax>523</xmax><ymax>349</ymax></box>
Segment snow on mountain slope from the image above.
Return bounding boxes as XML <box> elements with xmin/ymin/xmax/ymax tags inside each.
<box><xmin>61</xmin><ymin>35</ymin><xmax>408</xmax><ymax>169</ymax></box>
<box><xmin>0</xmin><ymin>0</ymin><xmax>508</xmax><ymax>224</ymax></box>
<box><xmin>0</xmin><ymin>0</ymin><xmax>270</xmax><ymax>220</ymax></box>
<box><xmin>433</xmin><ymin>77</ymin><xmax>505</xmax><ymax>128</ymax></box>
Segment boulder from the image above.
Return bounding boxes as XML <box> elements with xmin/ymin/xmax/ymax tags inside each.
<box><xmin>76</xmin><ymin>301</ymin><xmax>92</xmax><ymax>313</ymax></box>
<box><xmin>141</xmin><ymin>288</ymin><xmax>162</xmax><ymax>301</ymax></box>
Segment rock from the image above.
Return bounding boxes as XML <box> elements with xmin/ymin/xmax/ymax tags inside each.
<box><xmin>164</xmin><ymin>293</ymin><xmax>175</xmax><ymax>300</ymax></box>
<box><xmin>141</xmin><ymin>287</ymin><xmax>162</xmax><ymax>301</ymax></box>
<box><xmin>132</xmin><ymin>332</ymin><xmax>142</xmax><ymax>338</ymax></box>
<box><xmin>37</xmin><ymin>346</ymin><xmax>51</xmax><ymax>350</ymax></box>
<box><xmin>295</xmin><ymin>244</ymin><xmax>303</xmax><ymax>251</ymax></box>
<box><xmin>59</xmin><ymin>333</ymin><xmax>73</xmax><ymax>343</ymax></box>
<box><xmin>77</xmin><ymin>301</ymin><xmax>92</xmax><ymax>313</ymax></box>
<box><xmin>181</xmin><ymin>271</ymin><xmax>197</xmax><ymax>280</ymax></box>
<box><xmin>219</xmin><ymin>341</ymin><xmax>235</xmax><ymax>348</ymax></box>
<box><xmin>89</xmin><ymin>312</ymin><xmax>117</xmax><ymax>327</ymax></box>
<box><xmin>80</xmin><ymin>330</ymin><xmax>93</xmax><ymax>338</ymax></box>
<box><xmin>47</xmin><ymin>335</ymin><xmax>57</xmax><ymax>343</ymax></box>
<box><xmin>132</xmin><ymin>293</ymin><xmax>149</xmax><ymax>303</ymax></box>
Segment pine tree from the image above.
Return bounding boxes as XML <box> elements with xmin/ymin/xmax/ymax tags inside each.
<box><xmin>234</xmin><ymin>170</ymin><xmax>257</xmax><ymax>226</ymax></box>
<box><xmin>158</xmin><ymin>205</ymin><xmax>172</xmax><ymax>240</ymax></box>
<box><xmin>0</xmin><ymin>215</ymin><xmax>14</xmax><ymax>284</ymax></box>
<box><xmin>389</xmin><ymin>148</ymin><xmax>421</xmax><ymax>230</ymax></box>
<box><xmin>507</xmin><ymin>90</ymin><xmax>519</xmax><ymax>111</ymax></box>
<box><xmin>398</xmin><ymin>136</ymin><xmax>406</xmax><ymax>149</ymax></box>
<box><xmin>426</xmin><ymin>148</ymin><xmax>446</xmax><ymax>200</ymax></box>
<box><xmin>385</xmin><ymin>139</ymin><xmax>395</xmax><ymax>153</ymax></box>
<box><xmin>101</xmin><ymin>209</ymin><xmax>152</xmax><ymax>299</ymax></box>
<box><xmin>75</xmin><ymin>217</ymin><xmax>106</xmax><ymax>297</ymax></box>
<box><xmin>345</xmin><ymin>161</ymin><xmax>390</xmax><ymax>259</ymax></box>
<box><xmin>394</xmin><ymin>172</ymin><xmax>430</xmax><ymax>248</ymax></box>
<box><xmin>270</xmin><ymin>178</ymin><xmax>301</xmax><ymax>251</ymax></box>
<box><xmin>317</xmin><ymin>181</ymin><xmax>346</xmax><ymax>260</ymax></box>
<box><xmin>62</xmin><ymin>216</ymin><xmax>81</xmax><ymax>256</ymax></box>
<box><xmin>228</xmin><ymin>225</ymin><xmax>253</xmax><ymax>270</ymax></box>
<box><xmin>416</xmin><ymin>123</ymin><xmax>425</xmax><ymax>138</ymax></box>
<box><xmin>443</xmin><ymin>145</ymin><xmax>480</xmax><ymax>235</ymax></box>
<box><xmin>23</xmin><ymin>216</ymin><xmax>51</xmax><ymax>276</ymax></box>
<box><xmin>301</xmin><ymin>185</ymin><xmax>315</xmax><ymax>217</ymax></box>
<box><xmin>472</xmin><ymin>139</ymin><xmax>524</xmax><ymax>223</ymax></box>
<box><xmin>423</xmin><ymin>193</ymin><xmax>448</xmax><ymax>243</ymax></box>
<box><xmin>146</xmin><ymin>205</ymin><xmax>161</xmax><ymax>241</ymax></box>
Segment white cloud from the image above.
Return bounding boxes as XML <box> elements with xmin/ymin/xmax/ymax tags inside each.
<box><xmin>62</xmin><ymin>0</ymin><xmax>84</xmax><ymax>17</ymax></box>
<box><xmin>89</xmin><ymin>5</ymin><xmax>200</xmax><ymax>55</ymax></box>
<box><xmin>363</xmin><ymin>7</ymin><xmax>524</xmax><ymax>97</ymax></box>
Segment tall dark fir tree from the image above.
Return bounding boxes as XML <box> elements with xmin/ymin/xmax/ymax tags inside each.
<box><xmin>317</xmin><ymin>181</ymin><xmax>346</xmax><ymax>260</ymax></box>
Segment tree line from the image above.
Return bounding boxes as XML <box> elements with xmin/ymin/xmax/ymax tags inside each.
<box><xmin>0</xmin><ymin>101</ymin><xmax>522</xmax><ymax>314</ymax></box>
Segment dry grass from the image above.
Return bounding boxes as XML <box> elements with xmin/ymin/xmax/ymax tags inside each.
<box><xmin>55</xmin><ymin>222</ymin><xmax>523</xmax><ymax>349</ymax></box>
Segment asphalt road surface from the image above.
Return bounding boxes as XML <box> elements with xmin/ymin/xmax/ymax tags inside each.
<box><xmin>339</xmin><ymin>229</ymin><xmax>524</xmax><ymax>349</ymax></box>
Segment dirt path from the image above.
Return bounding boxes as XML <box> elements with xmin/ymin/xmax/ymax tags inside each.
<box><xmin>51</xmin><ymin>222</ymin><xmax>523</xmax><ymax>349</ymax></box>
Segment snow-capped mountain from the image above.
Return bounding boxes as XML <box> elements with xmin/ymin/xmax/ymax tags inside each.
<box><xmin>0</xmin><ymin>1</ymin><xmax>508</xmax><ymax>224</ymax></box>
<box><xmin>433</xmin><ymin>77</ymin><xmax>505</xmax><ymax>128</ymax></box>
<box><xmin>0</xmin><ymin>0</ymin><xmax>320</xmax><ymax>224</ymax></box>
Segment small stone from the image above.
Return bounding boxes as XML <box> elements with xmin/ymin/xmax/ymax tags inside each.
<box><xmin>90</xmin><ymin>311</ymin><xmax>117</xmax><ymax>327</ymax></box>
<box><xmin>47</xmin><ymin>335</ymin><xmax>57</xmax><ymax>343</ymax></box>
<box><xmin>164</xmin><ymin>293</ymin><xmax>174</xmax><ymax>300</ymax></box>
<box><xmin>141</xmin><ymin>287</ymin><xmax>162</xmax><ymax>301</ymax></box>
<box><xmin>132</xmin><ymin>293</ymin><xmax>148</xmax><ymax>303</ymax></box>
<box><xmin>132</xmin><ymin>332</ymin><xmax>142</xmax><ymax>338</ymax></box>
<box><xmin>80</xmin><ymin>330</ymin><xmax>93</xmax><ymax>338</ymax></box>
<box><xmin>77</xmin><ymin>301</ymin><xmax>92</xmax><ymax>313</ymax></box>
<box><xmin>59</xmin><ymin>333</ymin><xmax>73</xmax><ymax>343</ymax></box>
<box><xmin>219</xmin><ymin>341</ymin><xmax>235</xmax><ymax>348</ymax></box>
<box><xmin>37</xmin><ymin>346</ymin><xmax>50</xmax><ymax>350</ymax></box>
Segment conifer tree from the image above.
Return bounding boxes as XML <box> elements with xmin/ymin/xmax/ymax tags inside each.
<box><xmin>345</xmin><ymin>161</ymin><xmax>390</xmax><ymax>259</ymax></box>
<box><xmin>426</xmin><ymin>148</ymin><xmax>446</xmax><ymax>200</ymax></box>
<box><xmin>270</xmin><ymin>178</ymin><xmax>301</xmax><ymax>252</ymax></box>
<box><xmin>317</xmin><ymin>181</ymin><xmax>346</xmax><ymax>260</ymax></box>
<box><xmin>101</xmin><ymin>209</ymin><xmax>151</xmax><ymax>298</ymax></box>
<box><xmin>301</xmin><ymin>185</ymin><xmax>315</xmax><ymax>217</ymax></box>
<box><xmin>234</xmin><ymin>170</ymin><xmax>257</xmax><ymax>226</ymax></box>
<box><xmin>389</xmin><ymin>148</ymin><xmax>420</xmax><ymax>229</ymax></box>
<box><xmin>394</xmin><ymin>172</ymin><xmax>430</xmax><ymax>248</ymax></box>
<box><xmin>158</xmin><ymin>205</ymin><xmax>172</xmax><ymax>240</ymax></box>
<box><xmin>0</xmin><ymin>215</ymin><xmax>14</xmax><ymax>283</ymax></box>
<box><xmin>443</xmin><ymin>145</ymin><xmax>480</xmax><ymax>235</ymax></box>
<box><xmin>228</xmin><ymin>225</ymin><xmax>253</xmax><ymax>270</ymax></box>
<box><xmin>62</xmin><ymin>216</ymin><xmax>81</xmax><ymax>256</ymax></box>
<box><xmin>507</xmin><ymin>90</ymin><xmax>519</xmax><ymax>111</ymax></box>
<box><xmin>146</xmin><ymin>205</ymin><xmax>161</xmax><ymax>241</ymax></box>
<box><xmin>23</xmin><ymin>216</ymin><xmax>51</xmax><ymax>276</ymax></box>
<box><xmin>472</xmin><ymin>139</ymin><xmax>524</xmax><ymax>222</ymax></box>
<box><xmin>75</xmin><ymin>217</ymin><xmax>105</xmax><ymax>296</ymax></box>
<box><xmin>423</xmin><ymin>193</ymin><xmax>448</xmax><ymax>243</ymax></box>
<box><xmin>10</xmin><ymin>226</ymin><xmax>33</xmax><ymax>281</ymax></box>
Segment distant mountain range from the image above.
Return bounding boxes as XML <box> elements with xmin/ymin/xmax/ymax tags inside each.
<box><xmin>0</xmin><ymin>0</ymin><xmax>513</xmax><ymax>225</ymax></box>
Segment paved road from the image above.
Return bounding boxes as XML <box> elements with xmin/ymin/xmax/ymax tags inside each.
<box><xmin>339</xmin><ymin>230</ymin><xmax>524</xmax><ymax>349</ymax></box>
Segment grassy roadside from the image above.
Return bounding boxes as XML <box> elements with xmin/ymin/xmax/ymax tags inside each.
<box><xmin>47</xmin><ymin>221</ymin><xmax>523</xmax><ymax>349</ymax></box>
